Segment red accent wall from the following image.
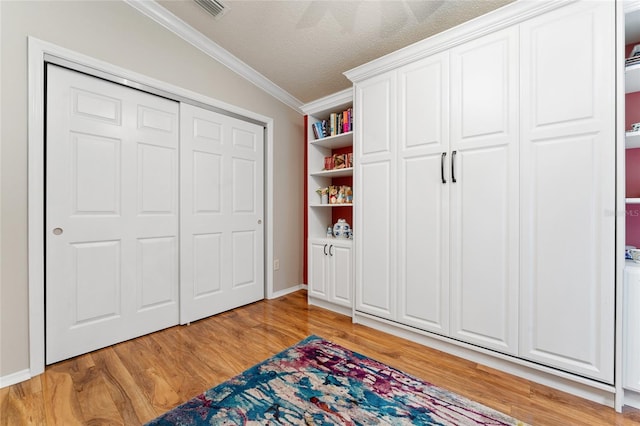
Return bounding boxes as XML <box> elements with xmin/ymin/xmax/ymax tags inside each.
<box><xmin>627</xmin><ymin>149</ymin><xmax>640</xmax><ymax>246</ymax></box>
<box><xmin>303</xmin><ymin>115</ymin><xmax>308</xmax><ymax>284</ymax></box>
<box><xmin>627</xmin><ymin>43</ymin><xmax>640</xmax><ymax>247</ymax></box>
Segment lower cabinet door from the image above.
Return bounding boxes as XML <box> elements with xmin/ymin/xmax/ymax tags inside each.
<box><xmin>329</xmin><ymin>241</ymin><xmax>353</xmax><ymax>308</ymax></box>
<box><xmin>308</xmin><ymin>240</ymin><xmax>329</xmax><ymax>300</ymax></box>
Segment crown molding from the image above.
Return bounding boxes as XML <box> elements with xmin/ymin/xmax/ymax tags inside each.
<box><xmin>301</xmin><ymin>88</ymin><xmax>353</xmax><ymax>116</ymax></box>
<box><xmin>344</xmin><ymin>0</ymin><xmax>570</xmax><ymax>83</ymax></box>
<box><xmin>124</xmin><ymin>0</ymin><xmax>304</xmax><ymax>114</ymax></box>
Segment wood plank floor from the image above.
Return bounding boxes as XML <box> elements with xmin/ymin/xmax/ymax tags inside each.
<box><xmin>2</xmin><ymin>290</ymin><xmax>640</xmax><ymax>425</ymax></box>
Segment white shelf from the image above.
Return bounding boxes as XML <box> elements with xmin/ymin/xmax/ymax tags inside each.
<box><xmin>627</xmin><ymin>198</ymin><xmax>640</xmax><ymax>204</ymax></box>
<box><xmin>627</xmin><ymin>62</ymin><xmax>640</xmax><ymax>94</ymax></box>
<box><xmin>310</xmin><ymin>167</ymin><xmax>353</xmax><ymax>178</ymax></box>
<box><xmin>309</xmin><ymin>203</ymin><xmax>353</xmax><ymax>208</ymax></box>
<box><xmin>310</xmin><ymin>131</ymin><xmax>353</xmax><ymax>149</ymax></box>
<box><xmin>627</xmin><ymin>131</ymin><xmax>640</xmax><ymax>149</ymax></box>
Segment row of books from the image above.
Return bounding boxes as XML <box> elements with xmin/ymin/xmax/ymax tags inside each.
<box><xmin>312</xmin><ymin>108</ymin><xmax>353</xmax><ymax>139</ymax></box>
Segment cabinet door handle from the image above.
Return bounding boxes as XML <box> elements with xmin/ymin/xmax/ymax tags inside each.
<box><xmin>441</xmin><ymin>152</ymin><xmax>447</xmax><ymax>184</ymax></box>
<box><xmin>323</xmin><ymin>244</ymin><xmax>328</xmax><ymax>256</ymax></box>
<box><xmin>329</xmin><ymin>245</ymin><xmax>334</xmax><ymax>256</ymax></box>
<box><xmin>451</xmin><ymin>150</ymin><xmax>457</xmax><ymax>183</ymax></box>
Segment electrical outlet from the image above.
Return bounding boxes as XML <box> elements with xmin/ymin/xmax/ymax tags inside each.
<box><xmin>274</xmin><ymin>258</ymin><xmax>280</xmax><ymax>270</ymax></box>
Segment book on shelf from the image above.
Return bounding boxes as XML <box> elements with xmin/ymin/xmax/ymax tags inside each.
<box><xmin>311</xmin><ymin>107</ymin><xmax>354</xmax><ymax>140</ymax></box>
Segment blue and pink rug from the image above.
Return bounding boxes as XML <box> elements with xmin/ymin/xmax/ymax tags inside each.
<box><xmin>146</xmin><ymin>335</ymin><xmax>527</xmax><ymax>425</ymax></box>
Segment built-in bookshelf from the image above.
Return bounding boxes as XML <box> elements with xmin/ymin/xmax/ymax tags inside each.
<box><xmin>303</xmin><ymin>89</ymin><xmax>354</xmax><ymax>241</ymax></box>
<box><xmin>302</xmin><ymin>88</ymin><xmax>354</xmax><ymax>315</ymax></box>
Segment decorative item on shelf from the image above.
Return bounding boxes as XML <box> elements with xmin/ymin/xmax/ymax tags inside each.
<box><xmin>316</xmin><ymin>187</ymin><xmax>328</xmax><ymax>204</ymax></box>
<box><xmin>333</xmin><ymin>153</ymin><xmax>346</xmax><ymax>169</ymax></box>
<box><xmin>328</xmin><ymin>185</ymin><xmax>352</xmax><ymax>204</ymax></box>
<box><xmin>324</xmin><ymin>153</ymin><xmax>352</xmax><ymax>171</ymax></box>
<box><xmin>630</xmin><ymin>248</ymin><xmax>640</xmax><ymax>264</ymax></box>
<box><xmin>333</xmin><ymin>219</ymin><xmax>351</xmax><ymax>239</ymax></box>
<box><xmin>324</xmin><ymin>156</ymin><xmax>334</xmax><ymax>170</ymax></box>
<box><xmin>345</xmin><ymin>186</ymin><xmax>353</xmax><ymax>203</ymax></box>
<box><xmin>627</xmin><ymin>245</ymin><xmax>637</xmax><ymax>260</ymax></box>
<box><xmin>326</xmin><ymin>226</ymin><xmax>333</xmax><ymax>238</ymax></box>
<box><xmin>632</xmin><ymin>123</ymin><xmax>640</xmax><ymax>132</ymax></box>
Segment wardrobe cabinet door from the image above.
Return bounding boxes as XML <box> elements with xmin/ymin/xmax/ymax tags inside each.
<box><xmin>354</xmin><ymin>71</ymin><xmax>397</xmax><ymax>320</ymax></box>
<box><xmin>519</xmin><ymin>1</ymin><xmax>615</xmax><ymax>383</ymax></box>
<box><xmin>449</xmin><ymin>27</ymin><xmax>520</xmax><ymax>355</ymax></box>
<box><xmin>397</xmin><ymin>52</ymin><xmax>451</xmax><ymax>335</ymax></box>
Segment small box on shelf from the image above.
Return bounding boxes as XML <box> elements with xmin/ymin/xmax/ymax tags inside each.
<box><xmin>323</xmin><ymin>152</ymin><xmax>353</xmax><ymax>171</ymax></box>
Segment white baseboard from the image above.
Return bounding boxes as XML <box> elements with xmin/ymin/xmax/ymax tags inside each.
<box><xmin>625</xmin><ymin>389</ymin><xmax>640</xmax><ymax>410</ymax></box>
<box><xmin>268</xmin><ymin>284</ymin><xmax>307</xmax><ymax>299</ymax></box>
<box><xmin>0</xmin><ymin>369</ymin><xmax>31</xmax><ymax>389</ymax></box>
<box><xmin>354</xmin><ymin>312</ymin><xmax>616</xmax><ymax>408</ymax></box>
<box><xmin>308</xmin><ymin>297</ymin><xmax>352</xmax><ymax>317</ymax></box>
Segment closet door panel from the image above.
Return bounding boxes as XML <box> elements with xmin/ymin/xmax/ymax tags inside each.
<box><xmin>180</xmin><ymin>104</ymin><xmax>265</xmax><ymax>324</ymax></box>
<box><xmin>519</xmin><ymin>1</ymin><xmax>615</xmax><ymax>382</ymax></box>
<box><xmin>450</xmin><ymin>27</ymin><xmax>519</xmax><ymax>355</ymax></box>
<box><xmin>46</xmin><ymin>65</ymin><xmax>180</xmax><ymax>364</ymax></box>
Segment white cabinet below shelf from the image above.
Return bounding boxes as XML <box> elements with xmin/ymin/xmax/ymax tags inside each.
<box><xmin>308</xmin><ymin>238</ymin><xmax>353</xmax><ymax>316</ymax></box>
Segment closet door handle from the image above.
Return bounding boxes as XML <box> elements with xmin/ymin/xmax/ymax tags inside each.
<box><xmin>323</xmin><ymin>244</ymin><xmax>328</xmax><ymax>256</ymax></box>
<box><xmin>451</xmin><ymin>150</ymin><xmax>457</xmax><ymax>183</ymax></box>
<box><xmin>441</xmin><ymin>152</ymin><xmax>447</xmax><ymax>184</ymax></box>
<box><xmin>329</xmin><ymin>245</ymin><xmax>334</xmax><ymax>256</ymax></box>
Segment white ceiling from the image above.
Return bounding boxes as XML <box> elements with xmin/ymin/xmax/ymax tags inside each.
<box><xmin>156</xmin><ymin>0</ymin><xmax>514</xmax><ymax>104</ymax></box>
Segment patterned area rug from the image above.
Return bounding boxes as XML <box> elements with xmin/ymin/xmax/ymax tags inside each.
<box><xmin>146</xmin><ymin>335</ymin><xmax>527</xmax><ymax>425</ymax></box>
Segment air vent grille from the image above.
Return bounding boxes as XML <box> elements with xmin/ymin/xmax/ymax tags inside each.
<box><xmin>194</xmin><ymin>0</ymin><xmax>229</xmax><ymax>19</ymax></box>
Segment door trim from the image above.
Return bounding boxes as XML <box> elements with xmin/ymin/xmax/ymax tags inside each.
<box><xmin>27</xmin><ymin>36</ymin><xmax>275</xmax><ymax>377</ymax></box>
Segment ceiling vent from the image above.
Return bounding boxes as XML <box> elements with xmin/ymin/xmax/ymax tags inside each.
<box><xmin>194</xmin><ymin>0</ymin><xmax>229</xmax><ymax>19</ymax></box>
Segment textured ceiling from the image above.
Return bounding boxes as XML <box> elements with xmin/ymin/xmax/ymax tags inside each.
<box><xmin>157</xmin><ymin>0</ymin><xmax>514</xmax><ymax>104</ymax></box>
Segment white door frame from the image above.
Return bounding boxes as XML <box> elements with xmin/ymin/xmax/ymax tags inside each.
<box><xmin>27</xmin><ymin>37</ymin><xmax>275</xmax><ymax>377</ymax></box>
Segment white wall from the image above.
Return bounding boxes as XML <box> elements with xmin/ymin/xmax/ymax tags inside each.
<box><xmin>0</xmin><ymin>0</ymin><xmax>304</xmax><ymax>378</ymax></box>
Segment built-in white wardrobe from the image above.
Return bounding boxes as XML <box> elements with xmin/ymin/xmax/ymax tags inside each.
<box><xmin>346</xmin><ymin>0</ymin><xmax>615</xmax><ymax>403</ymax></box>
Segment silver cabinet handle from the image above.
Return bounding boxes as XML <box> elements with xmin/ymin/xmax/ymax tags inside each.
<box><xmin>451</xmin><ymin>150</ymin><xmax>457</xmax><ymax>183</ymax></box>
<box><xmin>323</xmin><ymin>244</ymin><xmax>328</xmax><ymax>256</ymax></box>
<box><xmin>441</xmin><ymin>152</ymin><xmax>447</xmax><ymax>184</ymax></box>
<box><xmin>329</xmin><ymin>245</ymin><xmax>334</xmax><ymax>256</ymax></box>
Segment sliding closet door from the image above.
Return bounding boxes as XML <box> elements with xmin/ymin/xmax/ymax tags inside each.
<box><xmin>180</xmin><ymin>104</ymin><xmax>265</xmax><ymax>324</ymax></box>
<box><xmin>46</xmin><ymin>65</ymin><xmax>180</xmax><ymax>364</ymax></box>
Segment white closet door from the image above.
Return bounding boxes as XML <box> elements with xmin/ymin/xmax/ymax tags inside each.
<box><xmin>519</xmin><ymin>1</ymin><xmax>614</xmax><ymax>382</ymax></box>
<box><xmin>46</xmin><ymin>65</ymin><xmax>180</xmax><ymax>364</ymax></box>
<box><xmin>397</xmin><ymin>52</ymin><xmax>450</xmax><ymax>335</ymax></box>
<box><xmin>180</xmin><ymin>104</ymin><xmax>264</xmax><ymax>324</ymax></box>
<box><xmin>449</xmin><ymin>27</ymin><xmax>519</xmax><ymax>355</ymax></box>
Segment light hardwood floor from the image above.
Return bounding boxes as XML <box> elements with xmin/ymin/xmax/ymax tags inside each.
<box><xmin>1</xmin><ymin>290</ymin><xmax>640</xmax><ymax>425</ymax></box>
